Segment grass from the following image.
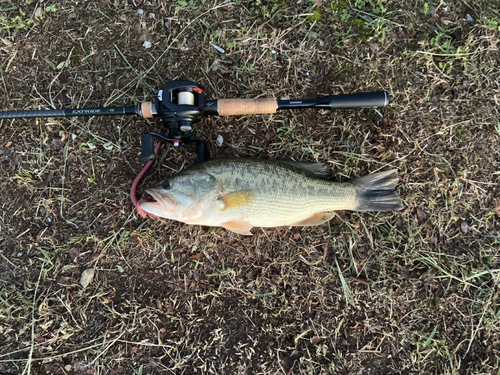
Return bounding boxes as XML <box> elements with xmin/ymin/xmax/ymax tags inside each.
<box><xmin>0</xmin><ymin>0</ymin><xmax>499</xmax><ymax>374</ymax></box>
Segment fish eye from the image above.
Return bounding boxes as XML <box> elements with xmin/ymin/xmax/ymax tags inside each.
<box><xmin>162</xmin><ymin>181</ymin><xmax>171</xmax><ymax>190</ymax></box>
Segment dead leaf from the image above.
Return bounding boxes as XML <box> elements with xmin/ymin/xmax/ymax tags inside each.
<box><xmin>188</xmin><ymin>253</ymin><xmax>204</xmax><ymax>261</ymax></box>
<box><xmin>1</xmin><ymin>38</ymin><xmax>13</xmax><ymax>48</ymax></box>
<box><xmin>51</xmin><ymin>137</ymin><xmax>65</xmax><ymax>150</ymax></box>
<box><xmin>281</xmin><ymin>350</ymin><xmax>299</xmax><ymax>375</ymax></box>
<box><xmin>293</xmin><ymin>233</ymin><xmax>301</xmax><ymax>240</ymax></box>
<box><xmin>80</xmin><ymin>268</ymin><xmax>95</xmax><ymax>288</ymax></box>
<box><xmin>493</xmin><ymin>204</ymin><xmax>500</xmax><ymax>217</ymax></box>
<box><xmin>38</xmin><ymin>170</ymin><xmax>54</xmax><ymax>189</ymax></box>
<box><xmin>73</xmin><ymin>362</ymin><xmax>87</xmax><ymax>372</ymax></box>
<box><xmin>130</xmin><ymin>232</ymin><xmax>140</xmax><ymax>244</ymax></box>
<box><xmin>451</xmin><ymin>29</ymin><xmax>462</xmax><ymax>41</ymax></box>
<box><xmin>160</xmin><ymin>327</ymin><xmax>167</xmax><ymax>339</ymax></box>
<box><xmin>5</xmin><ymin>141</ymin><xmax>12</xmax><ymax>147</ymax></box>
<box><xmin>69</xmin><ymin>248</ymin><xmax>79</xmax><ymax>262</ymax></box>
<box><xmin>416</xmin><ymin>208</ymin><xmax>427</xmax><ymax>224</ymax></box>
<box><xmin>265</xmin><ymin>129</ymin><xmax>274</xmax><ymax>141</ymax></box>
<box><xmin>427</xmin><ymin>15</ymin><xmax>439</xmax><ymax>24</ymax></box>
<box><xmin>310</xmin><ymin>336</ymin><xmax>321</xmax><ymax>345</ymax></box>
<box><xmin>109</xmin><ymin>367</ymin><xmax>126</xmax><ymax>375</ymax></box>
<box><xmin>130</xmin><ymin>346</ymin><xmax>138</xmax><ymax>354</ymax></box>
<box><xmin>34</xmin><ymin>333</ymin><xmax>45</xmax><ymax>343</ymax></box>
<box><xmin>57</xmin><ymin>276</ymin><xmax>70</xmax><ymax>284</ymax></box>
<box><xmin>370</xmin><ymin>43</ymin><xmax>380</xmax><ymax>52</ymax></box>
<box><xmin>395</xmin><ymin>27</ymin><xmax>407</xmax><ymax>42</ymax></box>
<box><xmin>349</xmin><ymin>276</ymin><xmax>372</xmax><ymax>286</ymax></box>
<box><xmin>68</xmin><ymin>153</ymin><xmax>77</xmax><ymax>164</ymax></box>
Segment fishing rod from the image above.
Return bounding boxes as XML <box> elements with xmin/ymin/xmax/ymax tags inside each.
<box><xmin>0</xmin><ymin>80</ymin><xmax>390</xmax><ymax>216</ymax></box>
<box><xmin>0</xmin><ymin>80</ymin><xmax>389</xmax><ymax>161</ymax></box>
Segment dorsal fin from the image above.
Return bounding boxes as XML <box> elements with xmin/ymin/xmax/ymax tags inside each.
<box><xmin>280</xmin><ymin>161</ymin><xmax>329</xmax><ymax>179</ymax></box>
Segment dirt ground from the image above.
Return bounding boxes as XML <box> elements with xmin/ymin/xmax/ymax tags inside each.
<box><xmin>0</xmin><ymin>1</ymin><xmax>499</xmax><ymax>374</ymax></box>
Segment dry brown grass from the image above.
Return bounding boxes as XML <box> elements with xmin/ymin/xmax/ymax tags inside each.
<box><xmin>0</xmin><ymin>1</ymin><xmax>499</xmax><ymax>374</ymax></box>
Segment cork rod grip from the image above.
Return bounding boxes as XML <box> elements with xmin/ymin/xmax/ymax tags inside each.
<box><xmin>141</xmin><ymin>102</ymin><xmax>154</xmax><ymax>119</ymax></box>
<box><xmin>217</xmin><ymin>98</ymin><xmax>277</xmax><ymax>116</ymax></box>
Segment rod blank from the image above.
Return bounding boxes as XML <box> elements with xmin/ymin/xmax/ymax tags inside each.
<box><xmin>0</xmin><ymin>106</ymin><xmax>140</xmax><ymax>120</ymax></box>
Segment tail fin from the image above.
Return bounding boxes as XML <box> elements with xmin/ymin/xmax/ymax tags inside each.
<box><xmin>352</xmin><ymin>169</ymin><xmax>403</xmax><ymax>212</ymax></box>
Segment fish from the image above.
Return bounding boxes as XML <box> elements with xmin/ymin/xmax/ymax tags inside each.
<box><xmin>139</xmin><ymin>158</ymin><xmax>403</xmax><ymax>235</ymax></box>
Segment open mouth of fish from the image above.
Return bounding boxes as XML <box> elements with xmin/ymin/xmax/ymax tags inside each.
<box><xmin>139</xmin><ymin>189</ymin><xmax>176</xmax><ymax>214</ymax></box>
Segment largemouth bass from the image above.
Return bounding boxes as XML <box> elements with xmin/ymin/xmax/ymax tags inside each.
<box><xmin>139</xmin><ymin>158</ymin><xmax>403</xmax><ymax>235</ymax></box>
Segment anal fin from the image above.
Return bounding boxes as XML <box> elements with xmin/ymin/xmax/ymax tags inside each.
<box><xmin>222</xmin><ymin>220</ymin><xmax>254</xmax><ymax>235</ymax></box>
<box><xmin>293</xmin><ymin>212</ymin><xmax>334</xmax><ymax>227</ymax></box>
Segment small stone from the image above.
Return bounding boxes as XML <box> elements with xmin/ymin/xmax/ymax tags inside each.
<box><xmin>80</xmin><ymin>268</ymin><xmax>95</xmax><ymax>288</ymax></box>
<box><xmin>466</xmin><ymin>14</ymin><xmax>473</xmax><ymax>22</ymax></box>
<box><xmin>137</xmin><ymin>9</ymin><xmax>144</xmax><ymax>14</ymax></box>
<box><xmin>461</xmin><ymin>221</ymin><xmax>469</xmax><ymax>233</ymax></box>
<box><xmin>64</xmin><ymin>365</ymin><xmax>72</xmax><ymax>372</ymax></box>
<box><xmin>212</xmin><ymin>44</ymin><xmax>225</xmax><ymax>54</ymax></box>
<box><xmin>34</xmin><ymin>7</ymin><xmax>43</xmax><ymax>21</ymax></box>
<box><xmin>216</xmin><ymin>135</ymin><xmax>223</xmax><ymax>147</ymax></box>
<box><xmin>142</xmin><ymin>41</ymin><xmax>152</xmax><ymax>49</ymax></box>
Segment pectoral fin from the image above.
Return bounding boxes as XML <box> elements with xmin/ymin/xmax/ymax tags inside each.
<box><xmin>218</xmin><ymin>190</ymin><xmax>255</xmax><ymax>211</ymax></box>
<box><xmin>293</xmin><ymin>212</ymin><xmax>334</xmax><ymax>226</ymax></box>
<box><xmin>222</xmin><ymin>220</ymin><xmax>254</xmax><ymax>235</ymax></box>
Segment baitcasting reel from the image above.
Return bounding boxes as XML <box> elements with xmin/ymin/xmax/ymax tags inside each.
<box><xmin>0</xmin><ymin>79</ymin><xmax>390</xmax><ymax>163</ymax></box>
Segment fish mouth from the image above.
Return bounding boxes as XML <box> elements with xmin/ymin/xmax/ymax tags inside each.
<box><xmin>139</xmin><ymin>189</ymin><xmax>177</xmax><ymax>216</ymax></box>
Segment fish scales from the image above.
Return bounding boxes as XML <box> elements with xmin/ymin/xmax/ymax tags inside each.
<box><xmin>199</xmin><ymin>159</ymin><xmax>355</xmax><ymax>226</ymax></box>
